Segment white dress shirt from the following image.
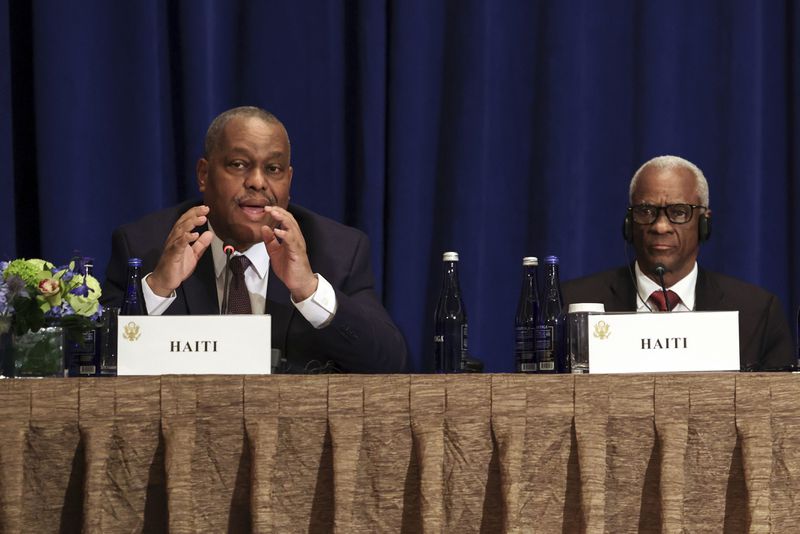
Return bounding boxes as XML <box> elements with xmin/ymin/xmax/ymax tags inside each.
<box><xmin>141</xmin><ymin>224</ymin><xmax>337</xmax><ymax>327</ymax></box>
<box><xmin>634</xmin><ymin>261</ymin><xmax>697</xmax><ymax>313</ymax></box>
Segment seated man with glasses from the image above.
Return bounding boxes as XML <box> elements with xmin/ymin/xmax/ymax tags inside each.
<box><xmin>562</xmin><ymin>155</ymin><xmax>794</xmax><ymax>371</ymax></box>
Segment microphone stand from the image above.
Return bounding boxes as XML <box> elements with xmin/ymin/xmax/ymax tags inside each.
<box><xmin>654</xmin><ymin>263</ymin><xmax>671</xmax><ymax>312</ymax></box>
<box><xmin>220</xmin><ymin>245</ymin><xmax>234</xmax><ymax>314</ymax></box>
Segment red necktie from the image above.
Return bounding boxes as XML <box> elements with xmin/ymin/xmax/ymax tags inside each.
<box><xmin>650</xmin><ymin>290</ymin><xmax>679</xmax><ymax>312</ymax></box>
<box><xmin>227</xmin><ymin>255</ymin><xmax>252</xmax><ymax>314</ymax></box>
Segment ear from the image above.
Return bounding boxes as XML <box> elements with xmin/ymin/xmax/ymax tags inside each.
<box><xmin>196</xmin><ymin>158</ymin><xmax>208</xmax><ymax>192</ymax></box>
<box><xmin>287</xmin><ymin>165</ymin><xmax>293</xmax><ymax>189</ymax></box>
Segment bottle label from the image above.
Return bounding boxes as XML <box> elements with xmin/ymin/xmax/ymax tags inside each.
<box><xmin>515</xmin><ymin>326</ymin><xmax>536</xmax><ymax>372</ymax></box>
<box><xmin>433</xmin><ymin>323</ymin><xmax>465</xmax><ymax>373</ymax></box>
<box><xmin>534</xmin><ymin>325</ymin><xmax>557</xmax><ymax>372</ymax></box>
<box><xmin>534</xmin><ymin>325</ymin><xmax>553</xmax><ymax>351</ymax></box>
<box><xmin>515</xmin><ymin>326</ymin><xmax>535</xmax><ymax>351</ymax></box>
<box><xmin>65</xmin><ymin>328</ymin><xmax>99</xmax><ymax>377</ymax></box>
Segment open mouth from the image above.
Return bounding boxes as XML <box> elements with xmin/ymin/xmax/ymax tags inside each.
<box><xmin>237</xmin><ymin>199</ymin><xmax>268</xmax><ymax>220</ymax></box>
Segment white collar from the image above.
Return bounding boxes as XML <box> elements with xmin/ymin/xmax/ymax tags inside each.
<box><xmin>634</xmin><ymin>261</ymin><xmax>698</xmax><ymax>310</ymax></box>
<box><xmin>208</xmin><ymin>221</ymin><xmax>269</xmax><ymax>280</ymax></box>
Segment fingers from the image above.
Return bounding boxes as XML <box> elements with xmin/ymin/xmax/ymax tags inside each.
<box><xmin>150</xmin><ymin>207</ymin><xmax>212</xmax><ymax>296</ymax></box>
<box><xmin>261</xmin><ymin>225</ymin><xmax>280</xmax><ymax>253</ymax></box>
<box><xmin>164</xmin><ymin>205</ymin><xmax>210</xmax><ymax>254</ymax></box>
<box><xmin>172</xmin><ymin>205</ymin><xmax>210</xmax><ymax>239</ymax></box>
<box><xmin>190</xmin><ymin>230</ymin><xmax>214</xmax><ymax>258</ymax></box>
<box><xmin>260</xmin><ymin>210</ymin><xmax>316</xmax><ymax>299</ymax></box>
<box><xmin>264</xmin><ymin>207</ymin><xmax>305</xmax><ymax>249</ymax></box>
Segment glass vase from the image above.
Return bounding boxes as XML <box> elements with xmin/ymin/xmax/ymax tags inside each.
<box><xmin>0</xmin><ymin>318</ymin><xmax>66</xmax><ymax>378</ymax></box>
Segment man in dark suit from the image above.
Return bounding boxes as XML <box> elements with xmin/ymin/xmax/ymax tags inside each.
<box><xmin>102</xmin><ymin>106</ymin><xmax>407</xmax><ymax>373</ymax></box>
<box><xmin>562</xmin><ymin>155</ymin><xmax>794</xmax><ymax>371</ymax></box>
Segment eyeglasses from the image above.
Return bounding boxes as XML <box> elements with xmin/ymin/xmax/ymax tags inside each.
<box><xmin>628</xmin><ymin>203</ymin><xmax>707</xmax><ymax>225</ymax></box>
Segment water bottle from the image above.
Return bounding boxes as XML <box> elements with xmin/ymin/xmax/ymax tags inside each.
<box><xmin>121</xmin><ymin>258</ymin><xmax>144</xmax><ymax>315</ymax></box>
<box><xmin>534</xmin><ymin>255</ymin><xmax>564</xmax><ymax>373</ymax></box>
<box><xmin>99</xmin><ymin>306</ymin><xmax>119</xmax><ymax>377</ymax></box>
<box><xmin>515</xmin><ymin>257</ymin><xmax>539</xmax><ymax>373</ymax></box>
<box><xmin>66</xmin><ymin>257</ymin><xmax>101</xmax><ymax>377</ymax></box>
<box><xmin>433</xmin><ymin>251</ymin><xmax>468</xmax><ymax>372</ymax></box>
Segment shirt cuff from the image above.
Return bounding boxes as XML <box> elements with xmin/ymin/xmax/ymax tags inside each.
<box><xmin>141</xmin><ymin>273</ymin><xmax>177</xmax><ymax>316</ymax></box>
<box><xmin>292</xmin><ymin>273</ymin><xmax>337</xmax><ymax>328</ymax></box>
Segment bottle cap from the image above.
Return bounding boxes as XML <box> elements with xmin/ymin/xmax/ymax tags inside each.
<box><xmin>568</xmin><ymin>303</ymin><xmax>605</xmax><ymax>313</ymax></box>
<box><xmin>442</xmin><ymin>251</ymin><xmax>459</xmax><ymax>262</ymax></box>
<box><xmin>544</xmin><ymin>255</ymin><xmax>559</xmax><ymax>265</ymax></box>
<box><xmin>127</xmin><ymin>257</ymin><xmax>143</xmax><ymax>267</ymax></box>
<box><xmin>522</xmin><ymin>256</ymin><xmax>538</xmax><ymax>266</ymax></box>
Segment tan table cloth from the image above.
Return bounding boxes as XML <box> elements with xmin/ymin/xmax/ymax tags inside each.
<box><xmin>0</xmin><ymin>373</ymin><xmax>797</xmax><ymax>533</ymax></box>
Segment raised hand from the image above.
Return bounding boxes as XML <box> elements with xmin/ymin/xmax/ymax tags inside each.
<box><xmin>260</xmin><ymin>206</ymin><xmax>318</xmax><ymax>301</ymax></box>
<box><xmin>147</xmin><ymin>205</ymin><xmax>214</xmax><ymax>297</ymax></box>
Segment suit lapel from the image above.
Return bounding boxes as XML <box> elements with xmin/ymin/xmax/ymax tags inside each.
<box><xmin>181</xmin><ymin>248</ymin><xmax>219</xmax><ymax>314</ymax></box>
<box><xmin>609</xmin><ymin>267</ymin><xmax>639</xmax><ymax>312</ymax></box>
<box><xmin>694</xmin><ymin>268</ymin><xmax>724</xmax><ymax>311</ymax></box>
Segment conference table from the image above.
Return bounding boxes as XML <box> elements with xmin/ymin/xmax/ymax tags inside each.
<box><xmin>0</xmin><ymin>373</ymin><xmax>797</xmax><ymax>532</ymax></box>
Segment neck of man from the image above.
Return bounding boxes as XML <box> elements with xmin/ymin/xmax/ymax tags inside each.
<box><xmin>641</xmin><ymin>260</ymin><xmax>696</xmax><ymax>288</ymax></box>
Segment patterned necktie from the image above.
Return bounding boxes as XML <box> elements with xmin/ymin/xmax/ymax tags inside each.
<box><xmin>650</xmin><ymin>290</ymin><xmax>679</xmax><ymax>312</ymax></box>
<box><xmin>227</xmin><ymin>255</ymin><xmax>252</xmax><ymax>314</ymax></box>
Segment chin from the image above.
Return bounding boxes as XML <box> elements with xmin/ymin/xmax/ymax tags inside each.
<box><xmin>639</xmin><ymin>256</ymin><xmax>670</xmax><ymax>273</ymax></box>
<box><xmin>225</xmin><ymin>225</ymin><xmax>263</xmax><ymax>249</ymax></box>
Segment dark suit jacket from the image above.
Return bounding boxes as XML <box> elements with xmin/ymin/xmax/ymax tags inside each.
<box><xmin>561</xmin><ymin>266</ymin><xmax>794</xmax><ymax>371</ymax></box>
<box><xmin>101</xmin><ymin>200</ymin><xmax>408</xmax><ymax>373</ymax></box>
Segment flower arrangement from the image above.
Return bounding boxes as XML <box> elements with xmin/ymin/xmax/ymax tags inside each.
<box><xmin>0</xmin><ymin>258</ymin><xmax>103</xmax><ymax>336</ymax></box>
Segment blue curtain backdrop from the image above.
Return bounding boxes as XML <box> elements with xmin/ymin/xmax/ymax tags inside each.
<box><xmin>1</xmin><ymin>0</ymin><xmax>798</xmax><ymax>371</ymax></box>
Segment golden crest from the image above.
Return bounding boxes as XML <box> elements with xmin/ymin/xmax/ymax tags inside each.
<box><xmin>122</xmin><ymin>321</ymin><xmax>141</xmax><ymax>341</ymax></box>
<box><xmin>593</xmin><ymin>320</ymin><xmax>611</xmax><ymax>340</ymax></box>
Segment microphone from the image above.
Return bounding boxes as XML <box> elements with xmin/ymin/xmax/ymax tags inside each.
<box><xmin>220</xmin><ymin>244</ymin><xmax>235</xmax><ymax>314</ymax></box>
<box><xmin>654</xmin><ymin>263</ymin><xmax>671</xmax><ymax>312</ymax></box>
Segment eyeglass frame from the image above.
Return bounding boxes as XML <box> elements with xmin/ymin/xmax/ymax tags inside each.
<box><xmin>627</xmin><ymin>203</ymin><xmax>708</xmax><ymax>225</ymax></box>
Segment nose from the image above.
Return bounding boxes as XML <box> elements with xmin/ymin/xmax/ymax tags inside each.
<box><xmin>649</xmin><ymin>208</ymin><xmax>674</xmax><ymax>233</ymax></box>
<box><xmin>244</xmin><ymin>168</ymin><xmax>267</xmax><ymax>191</ymax></box>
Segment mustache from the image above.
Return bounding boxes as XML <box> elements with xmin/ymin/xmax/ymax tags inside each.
<box><xmin>235</xmin><ymin>194</ymin><xmax>278</xmax><ymax>206</ymax></box>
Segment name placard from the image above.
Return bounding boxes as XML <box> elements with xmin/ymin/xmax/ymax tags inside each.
<box><xmin>588</xmin><ymin>311</ymin><xmax>739</xmax><ymax>373</ymax></box>
<box><xmin>117</xmin><ymin>315</ymin><xmax>271</xmax><ymax>375</ymax></box>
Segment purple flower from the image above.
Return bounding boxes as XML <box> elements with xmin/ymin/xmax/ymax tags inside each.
<box><xmin>0</xmin><ymin>286</ymin><xmax>10</xmax><ymax>315</ymax></box>
<box><xmin>70</xmin><ymin>284</ymin><xmax>89</xmax><ymax>297</ymax></box>
<box><xmin>5</xmin><ymin>275</ymin><xmax>28</xmax><ymax>299</ymax></box>
<box><xmin>90</xmin><ymin>304</ymin><xmax>104</xmax><ymax>322</ymax></box>
<box><xmin>46</xmin><ymin>301</ymin><xmax>76</xmax><ymax>318</ymax></box>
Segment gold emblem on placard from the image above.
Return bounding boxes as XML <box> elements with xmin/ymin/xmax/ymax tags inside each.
<box><xmin>123</xmin><ymin>321</ymin><xmax>141</xmax><ymax>341</ymax></box>
<box><xmin>593</xmin><ymin>320</ymin><xmax>611</xmax><ymax>340</ymax></box>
